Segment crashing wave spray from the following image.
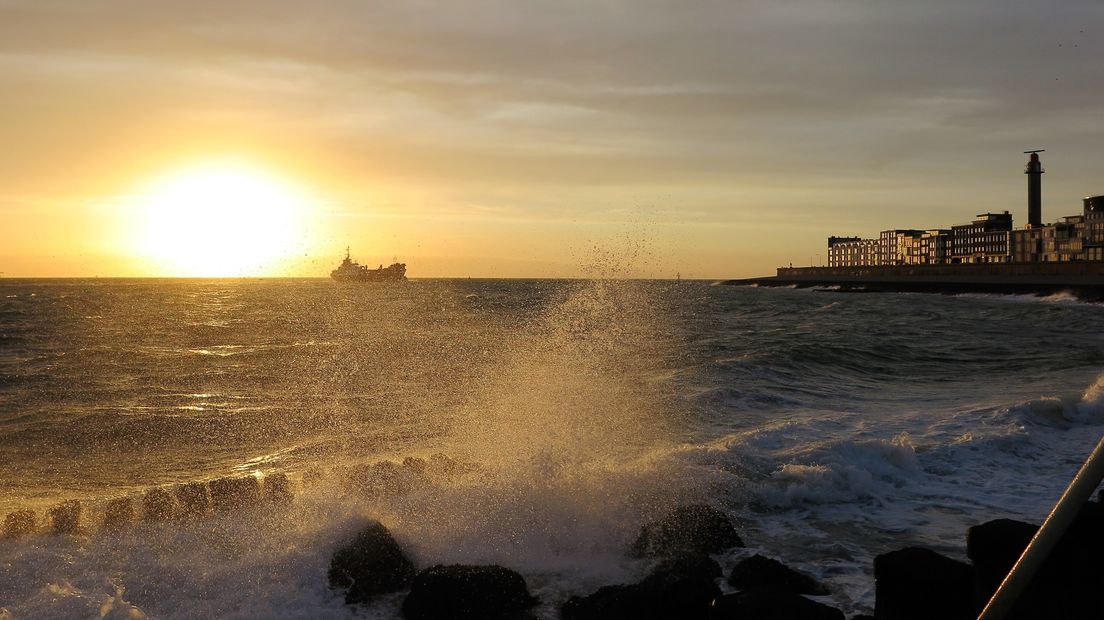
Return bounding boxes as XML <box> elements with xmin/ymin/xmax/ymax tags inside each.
<box><xmin>380</xmin><ymin>278</ymin><xmax>703</xmax><ymax>577</ymax></box>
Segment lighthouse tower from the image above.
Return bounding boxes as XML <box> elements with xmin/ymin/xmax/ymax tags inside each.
<box><xmin>1024</xmin><ymin>150</ymin><xmax>1044</xmax><ymax>227</ymax></box>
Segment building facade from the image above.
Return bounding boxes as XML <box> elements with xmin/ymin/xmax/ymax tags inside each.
<box><xmin>950</xmin><ymin>212</ymin><xmax>1012</xmax><ymax>264</ymax></box>
<box><xmin>921</xmin><ymin>230</ymin><xmax>952</xmax><ymax>264</ymax></box>
<box><xmin>824</xmin><ymin>198</ymin><xmax>1104</xmax><ymax>268</ymax></box>
<box><xmin>828</xmin><ymin>236</ymin><xmax>879</xmax><ymax>267</ymax></box>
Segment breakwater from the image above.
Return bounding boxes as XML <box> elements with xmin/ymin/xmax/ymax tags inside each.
<box><xmin>8</xmin><ymin>463</ymin><xmax>1102</xmax><ymax>620</ymax></box>
<box><xmin>724</xmin><ymin>263</ymin><xmax>1104</xmax><ymax>299</ymax></box>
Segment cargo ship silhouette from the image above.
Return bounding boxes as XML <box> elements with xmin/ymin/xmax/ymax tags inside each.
<box><xmin>330</xmin><ymin>247</ymin><xmax>407</xmax><ymax>281</ymax></box>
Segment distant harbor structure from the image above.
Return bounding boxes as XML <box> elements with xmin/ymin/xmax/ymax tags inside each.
<box><xmin>727</xmin><ymin>151</ymin><xmax>1104</xmax><ymax>298</ymax></box>
<box><xmin>825</xmin><ymin>151</ymin><xmax>1104</xmax><ymax>267</ymax></box>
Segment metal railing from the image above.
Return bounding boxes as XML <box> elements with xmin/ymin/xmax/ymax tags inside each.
<box><xmin>976</xmin><ymin>433</ymin><xmax>1104</xmax><ymax>620</ymax></box>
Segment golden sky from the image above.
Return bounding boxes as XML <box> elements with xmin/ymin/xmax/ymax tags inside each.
<box><xmin>1</xmin><ymin>1</ymin><xmax>1102</xmax><ymax>278</ymax></box>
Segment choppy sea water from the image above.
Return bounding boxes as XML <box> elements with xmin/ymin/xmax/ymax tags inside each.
<box><xmin>1</xmin><ymin>278</ymin><xmax>1102</xmax><ymax>618</ymax></box>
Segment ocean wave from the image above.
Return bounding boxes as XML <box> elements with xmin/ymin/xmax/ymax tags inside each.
<box><xmin>756</xmin><ymin>435</ymin><xmax>919</xmax><ymax>508</ymax></box>
<box><xmin>993</xmin><ymin>373</ymin><xmax>1104</xmax><ymax>428</ymax></box>
<box><xmin>955</xmin><ymin>290</ymin><xmax>1100</xmax><ymax>305</ymax></box>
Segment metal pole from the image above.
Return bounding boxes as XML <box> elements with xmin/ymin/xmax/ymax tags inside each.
<box><xmin>976</xmin><ymin>433</ymin><xmax>1104</xmax><ymax>620</ymax></box>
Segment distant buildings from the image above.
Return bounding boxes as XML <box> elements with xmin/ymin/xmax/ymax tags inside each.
<box><xmin>827</xmin><ymin>152</ymin><xmax>1104</xmax><ymax>267</ymax></box>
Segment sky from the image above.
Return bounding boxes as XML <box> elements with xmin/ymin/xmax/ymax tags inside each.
<box><xmin>1</xmin><ymin>0</ymin><xmax>1102</xmax><ymax>278</ymax></box>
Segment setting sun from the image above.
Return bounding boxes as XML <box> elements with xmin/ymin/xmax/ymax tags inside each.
<box><xmin>133</xmin><ymin>162</ymin><xmax>313</xmax><ymax>276</ymax></box>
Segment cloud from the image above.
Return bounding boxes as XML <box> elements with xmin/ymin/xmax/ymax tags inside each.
<box><xmin>1</xmin><ymin>0</ymin><xmax>1102</xmax><ymax>275</ymax></box>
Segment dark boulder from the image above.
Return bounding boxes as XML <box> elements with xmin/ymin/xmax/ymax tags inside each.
<box><xmin>728</xmin><ymin>554</ymin><xmax>828</xmax><ymax>595</ymax></box>
<box><xmin>328</xmin><ymin>521</ymin><xmax>416</xmax><ymax>604</ymax></box>
<box><xmin>428</xmin><ymin>453</ymin><xmax>462</xmax><ymax>481</ymax></box>
<box><xmin>403</xmin><ymin>457</ymin><xmax>428</xmax><ymax>477</ymax></box>
<box><xmin>208</xmin><ymin>476</ymin><xmax>261</xmax><ymax>511</ymax></box>
<box><xmin>966</xmin><ymin>518</ymin><xmax>1037</xmax><ymax>606</ymax></box>
<box><xmin>344</xmin><ymin>461</ymin><xmax>413</xmax><ymax>498</ymax></box>
<box><xmin>562</xmin><ymin>554</ymin><xmax>722</xmax><ymax>620</ymax></box>
<box><xmin>562</xmin><ymin>585</ymin><xmax>644</xmax><ymax>620</ymax></box>
<box><xmin>710</xmin><ymin>586</ymin><xmax>844</xmax><ymax>620</ymax></box>
<box><xmin>873</xmin><ymin>546</ymin><xmax>973</xmax><ymax>620</ymax></box>
<box><xmin>639</xmin><ymin>554</ymin><xmax>723</xmax><ymax>619</ymax></box>
<box><xmin>102</xmin><ymin>498</ymin><xmax>135</xmax><ymax>529</ymax></box>
<box><xmin>967</xmin><ymin>507</ymin><xmax>1104</xmax><ymax>619</ymax></box>
<box><xmin>263</xmin><ymin>473</ymin><xmax>294</xmax><ymax>506</ymax></box>
<box><xmin>3</xmin><ymin>510</ymin><xmax>37</xmax><ymax>539</ymax></box>
<box><xmin>401</xmin><ymin>564</ymin><xmax>537</xmax><ymax>620</ymax></box>
<box><xmin>630</xmin><ymin>504</ymin><xmax>743</xmax><ymax>558</ymax></box>
<box><xmin>142</xmin><ymin>488</ymin><xmax>176</xmax><ymax>521</ymax></box>
<box><xmin>47</xmin><ymin>500</ymin><xmax>82</xmax><ymax>535</ymax></box>
<box><xmin>175</xmin><ymin>482</ymin><xmax>211</xmax><ymax>518</ymax></box>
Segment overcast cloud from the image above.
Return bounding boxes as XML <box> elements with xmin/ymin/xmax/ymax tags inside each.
<box><xmin>1</xmin><ymin>0</ymin><xmax>1101</xmax><ymax>275</ymax></box>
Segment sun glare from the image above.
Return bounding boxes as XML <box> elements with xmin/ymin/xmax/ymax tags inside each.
<box><xmin>134</xmin><ymin>162</ymin><xmax>312</xmax><ymax>276</ymax></box>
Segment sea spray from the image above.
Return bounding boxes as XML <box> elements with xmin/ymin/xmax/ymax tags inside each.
<box><xmin>4</xmin><ymin>279</ymin><xmax>1104</xmax><ymax>618</ymax></box>
<box><xmin>341</xmin><ymin>278</ymin><xmax>715</xmax><ymax>609</ymax></box>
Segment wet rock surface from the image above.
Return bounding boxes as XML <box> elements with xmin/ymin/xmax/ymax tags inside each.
<box><xmin>174</xmin><ymin>482</ymin><xmax>211</xmax><ymax>518</ymax></box>
<box><xmin>328</xmin><ymin>520</ymin><xmax>416</xmax><ymax>604</ymax></box>
<box><xmin>46</xmin><ymin>500</ymin><xmax>82</xmax><ymax>535</ymax></box>
<box><xmin>966</xmin><ymin>502</ymin><xmax>1104</xmax><ymax>619</ymax></box>
<box><xmin>401</xmin><ymin>564</ymin><xmax>537</xmax><ymax>620</ymax></box>
<box><xmin>101</xmin><ymin>498</ymin><xmax>134</xmax><ymax>529</ymax></box>
<box><xmin>873</xmin><ymin>546</ymin><xmax>974</xmax><ymax>620</ymax></box>
<box><xmin>141</xmin><ymin>488</ymin><xmax>175</xmax><ymax>522</ymax></box>
<box><xmin>262</xmin><ymin>472</ymin><xmax>293</xmax><ymax>505</ymax></box>
<box><xmin>728</xmin><ymin>554</ymin><xmax>828</xmax><ymax>595</ymax></box>
<box><xmin>710</xmin><ymin>586</ymin><xmax>845</xmax><ymax>620</ymax></box>
<box><xmin>630</xmin><ymin>504</ymin><xmax>744</xmax><ymax>558</ymax></box>
<box><xmin>3</xmin><ymin>510</ymin><xmax>36</xmax><ymax>539</ymax></box>
<box><xmin>562</xmin><ymin>553</ymin><xmax>722</xmax><ymax>620</ymax></box>
<box><xmin>208</xmin><ymin>476</ymin><xmax>261</xmax><ymax>511</ymax></box>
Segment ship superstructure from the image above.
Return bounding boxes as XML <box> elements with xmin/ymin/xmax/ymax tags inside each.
<box><xmin>330</xmin><ymin>248</ymin><xmax>407</xmax><ymax>281</ymax></box>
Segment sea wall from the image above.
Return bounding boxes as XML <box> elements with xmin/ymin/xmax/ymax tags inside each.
<box><xmin>775</xmin><ymin>263</ymin><xmax>1104</xmax><ymax>286</ymax></box>
<box><xmin>722</xmin><ymin>263</ymin><xmax>1104</xmax><ymax>299</ymax></box>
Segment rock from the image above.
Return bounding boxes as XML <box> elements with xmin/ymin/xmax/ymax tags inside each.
<box><xmin>175</xmin><ymin>482</ymin><xmax>211</xmax><ymax>517</ymax></box>
<box><xmin>102</xmin><ymin>498</ymin><xmax>134</xmax><ymax>529</ymax></box>
<box><xmin>401</xmin><ymin>564</ymin><xmax>537</xmax><ymax>620</ymax></box>
<box><xmin>562</xmin><ymin>554</ymin><xmax>722</xmax><ymax>620</ymax></box>
<box><xmin>630</xmin><ymin>504</ymin><xmax>743</xmax><ymax>558</ymax></box>
<box><xmin>873</xmin><ymin>547</ymin><xmax>973</xmax><ymax>620</ymax></box>
<box><xmin>263</xmin><ymin>473</ymin><xmax>294</xmax><ymax>505</ymax></box>
<box><xmin>142</xmin><ymin>488</ymin><xmax>175</xmax><ymax>521</ymax></box>
<box><xmin>47</xmin><ymin>500</ymin><xmax>82</xmax><ymax>535</ymax></box>
<box><xmin>403</xmin><ymin>456</ymin><xmax>428</xmax><ymax>477</ymax></box>
<box><xmin>427</xmin><ymin>453</ymin><xmax>462</xmax><ymax>480</ymax></box>
<box><xmin>966</xmin><ymin>518</ymin><xmax>1037</xmax><ymax>606</ymax></box>
<box><xmin>328</xmin><ymin>521</ymin><xmax>416</xmax><ymax>604</ymax></box>
<box><xmin>372</xmin><ymin>461</ymin><xmax>412</xmax><ymax>495</ymax></box>
<box><xmin>639</xmin><ymin>554</ymin><xmax>723</xmax><ymax>619</ymax></box>
<box><xmin>343</xmin><ymin>461</ymin><xmax>412</xmax><ymax>497</ymax></box>
<box><xmin>3</xmin><ymin>510</ymin><xmax>37</xmax><ymax>538</ymax></box>
<box><xmin>728</xmin><ymin>554</ymin><xmax>828</xmax><ymax>595</ymax></box>
<box><xmin>208</xmin><ymin>476</ymin><xmax>261</xmax><ymax>511</ymax></box>
<box><xmin>710</xmin><ymin>587</ymin><xmax>845</xmax><ymax>620</ymax></box>
<box><xmin>562</xmin><ymin>585</ymin><xmax>644</xmax><ymax>620</ymax></box>
<box><xmin>967</xmin><ymin>508</ymin><xmax>1104</xmax><ymax>619</ymax></box>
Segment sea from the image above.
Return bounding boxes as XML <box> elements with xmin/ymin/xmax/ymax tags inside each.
<box><xmin>1</xmin><ymin>278</ymin><xmax>1102</xmax><ymax>619</ymax></box>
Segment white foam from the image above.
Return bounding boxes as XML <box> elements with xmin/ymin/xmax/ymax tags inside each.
<box><xmin>98</xmin><ymin>588</ymin><xmax>147</xmax><ymax>620</ymax></box>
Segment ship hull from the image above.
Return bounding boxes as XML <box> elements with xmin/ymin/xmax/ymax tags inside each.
<box><xmin>330</xmin><ymin>272</ymin><xmax>406</xmax><ymax>282</ymax></box>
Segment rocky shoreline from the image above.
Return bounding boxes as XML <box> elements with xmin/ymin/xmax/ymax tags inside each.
<box><xmin>5</xmin><ymin>457</ymin><xmax>1104</xmax><ymax>619</ymax></box>
<box><xmin>324</xmin><ymin>497</ymin><xmax>1104</xmax><ymax>619</ymax></box>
